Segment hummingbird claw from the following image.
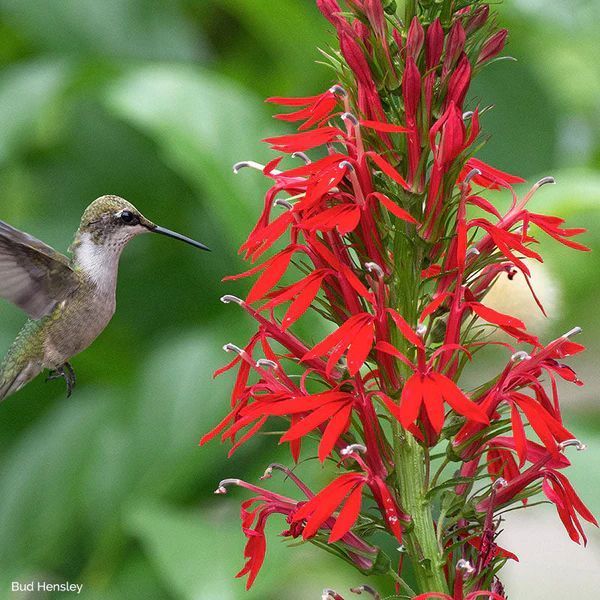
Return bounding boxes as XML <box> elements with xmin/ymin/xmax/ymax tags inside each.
<box><xmin>45</xmin><ymin>362</ymin><xmax>76</xmax><ymax>398</ymax></box>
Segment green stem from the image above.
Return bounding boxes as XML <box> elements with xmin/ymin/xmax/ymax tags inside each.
<box><xmin>404</xmin><ymin>0</ymin><xmax>417</xmax><ymax>25</ymax></box>
<box><xmin>390</xmin><ymin>215</ymin><xmax>448</xmax><ymax>594</ymax></box>
<box><xmin>395</xmin><ymin>428</ymin><xmax>448</xmax><ymax>593</ymax></box>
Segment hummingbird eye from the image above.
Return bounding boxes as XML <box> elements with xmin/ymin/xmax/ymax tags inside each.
<box><xmin>119</xmin><ymin>210</ymin><xmax>138</xmax><ymax>225</ymax></box>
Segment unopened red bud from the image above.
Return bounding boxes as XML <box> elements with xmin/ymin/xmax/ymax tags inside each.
<box><xmin>316</xmin><ymin>0</ymin><xmax>343</xmax><ymax>26</ymax></box>
<box><xmin>392</xmin><ymin>28</ymin><xmax>404</xmax><ymax>53</ymax></box>
<box><xmin>477</xmin><ymin>29</ymin><xmax>508</xmax><ymax>65</ymax></box>
<box><xmin>465</xmin><ymin>4</ymin><xmax>490</xmax><ymax>35</ymax></box>
<box><xmin>340</xmin><ymin>31</ymin><xmax>373</xmax><ymax>86</ymax></box>
<box><xmin>426</xmin><ymin>18</ymin><xmax>444</xmax><ymax>69</ymax></box>
<box><xmin>364</xmin><ymin>0</ymin><xmax>386</xmax><ymax>39</ymax></box>
<box><xmin>402</xmin><ymin>57</ymin><xmax>422</xmax><ymax>117</ymax></box>
<box><xmin>406</xmin><ymin>16</ymin><xmax>425</xmax><ymax>61</ymax></box>
<box><xmin>446</xmin><ymin>53</ymin><xmax>472</xmax><ymax>109</ymax></box>
<box><xmin>443</xmin><ymin>20</ymin><xmax>466</xmax><ymax>74</ymax></box>
<box><xmin>353</xmin><ymin>19</ymin><xmax>371</xmax><ymax>45</ymax></box>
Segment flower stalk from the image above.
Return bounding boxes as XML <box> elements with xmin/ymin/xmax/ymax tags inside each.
<box><xmin>202</xmin><ymin>1</ymin><xmax>595</xmax><ymax>597</ymax></box>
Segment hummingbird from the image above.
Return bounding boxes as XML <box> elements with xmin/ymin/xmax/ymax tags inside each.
<box><xmin>0</xmin><ymin>195</ymin><xmax>210</xmax><ymax>402</ymax></box>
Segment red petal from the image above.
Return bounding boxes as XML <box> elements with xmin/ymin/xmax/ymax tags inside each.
<box><xmin>421</xmin><ymin>375</ymin><xmax>445</xmax><ymax>433</ymax></box>
<box><xmin>370</xmin><ymin>192</ymin><xmax>418</xmax><ymax>223</ymax></box>
<box><xmin>318</xmin><ymin>404</ymin><xmax>353</xmax><ymax>462</ymax></box>
<box><xmin>281</xmin><ymin>273</ymin><xmax>325</xmax><ymax>328</ymax></box>
<box><xmin>511</xmin><ymin>404</ymin><xmax>527</xmax><ymax>467</ymax></box>
<box><xmin>329</xmin><ymin>483</ymin><xmax>363</xmax><ymax>542</ymax></box>
<box><xmin>346</xmin><ymin>320</ymin><xmax>375</xmax><ymax>375</ymax></box>
<box><xmin>280</xmin><ymin>402</ymin><xmax>344</xmax><ymax>442</ymax></box>
<box><xmin>387</xmin><ymin>309</ymin><xmax>424</xmax><ymax>348</ymax></box>
<box><xmin>360</xmin><ymin>119</ymin><xmax>409</xmax><ymax>133</ymax></box>
<box><xmin>464</xmin><ymin>157</ymin><xmax>525</xmax><ymax>189</ymax></box>
<box><xmin>399</xmin><ymin>373</ymin><xmax>424</xmax><ymax>428</ymax></box>
<box><xmin>432</xmin><ymin>372</ymin><xmax>488</xmax><ymax>424</ymax></box>
<box><xmin>266</xmin><ymin>94</ymin><xmax>322</xmax><ymax>106</ymax></box>
<box><xmin>377</xmin><ymin>392</ymin><xmax>405</xmax><ymax>423</ymax></box>
<box><xmin>374</xmin><ymin>341</ymin><xmax>416</xmax><ymax>370</ymax></box>
<box><xmin>469</xmin><ymin>302</ymin><xmax>526</xmax><ymax>330</ymax></box>
<box><xmin>364</xmin><ymin>151</ymin><xmax>411</xmax><ymax>190</ymax></box>
<box><xmin>420</xmin><ymin>292</ymin><xmax>449</xmax><ymax>320</ymax></box>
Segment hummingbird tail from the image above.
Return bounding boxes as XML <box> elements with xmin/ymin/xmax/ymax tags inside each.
<box><xmin>0</xmin><ymin>359</ymin><xmax>42</xmax><ymax>402</ymax></box>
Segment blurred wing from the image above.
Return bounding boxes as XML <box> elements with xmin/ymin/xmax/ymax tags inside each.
<box><xmin>0</xmin><ymin>220</ymin><xmax>80</xmax><ymax>319</ymax></box>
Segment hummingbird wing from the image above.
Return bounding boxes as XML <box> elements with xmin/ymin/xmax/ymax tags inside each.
<box><xmin>0</xmin><ymin>220</ymin><xmax>80</xmax><ymax>320</ymax></box>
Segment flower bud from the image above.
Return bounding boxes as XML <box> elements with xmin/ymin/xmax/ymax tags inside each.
<box><xmin>477</xmin><ymin>29</ymin><xmax>508</xmax><ymax>65</ymax></box>
<box><xmin>425</xmin><ymin>18</ymin><xmax>444</xmax><ymax>69</ymax></box>
<box><xmin>443</xmin><ymin>21</ymin><xmax>466</xmax><ymax>74</ymax></box>
<box><xmin>406</xmin><ymin>16</ymin><xmax>424</xmax><ymax>61</ymax></box>
<box><xmin>465</xmin><ymin>4</ymin><xmax>490</xmax><ymax>35</ymax></box>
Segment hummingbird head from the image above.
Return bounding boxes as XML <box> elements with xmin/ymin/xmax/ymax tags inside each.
<box><xmin>76</xmin><ymin>195</ymin><xmax>210</xmax><ymax>252</ymax></box>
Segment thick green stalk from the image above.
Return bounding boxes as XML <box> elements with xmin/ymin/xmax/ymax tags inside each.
<box><xmin>391</xmin><ymin>220</ymin><xmax>448</xmax><ymax>594</ymax></box>
<box><xmin>394</xmin><ymin>427</ymin><xmax>447</xmax><ymax>593</ymax></box>
<box><xmin>404</xmin><ymin>0</ymin><xmax>417</xmax><ymax>24</ymax></box>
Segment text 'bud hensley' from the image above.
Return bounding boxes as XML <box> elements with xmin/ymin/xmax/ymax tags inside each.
<box><xmin>12</xmin><ymin>581</ymin><xmax>83</xmax><ymax>594</ymax></box>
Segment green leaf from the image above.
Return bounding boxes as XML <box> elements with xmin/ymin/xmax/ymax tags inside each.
<box><xmin>0</xmin><ymin>59</ymin><xmax>71</xmax><ymax>164</ymax></box>
<box><xmin>0</xmin><ymin>0</ymin><xmax>204</xmax><ymax>61</ymax></box>
<box><xmin>105</xmin><ymin>65</ymin><xmax>274</xmax><ymax>246</ymax></box>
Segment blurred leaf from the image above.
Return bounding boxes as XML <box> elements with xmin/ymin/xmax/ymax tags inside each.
<box><xmin>105</xmin><ymin>64</ymin><xmax>274</xmax><ymax>247</ymax></box>
<box><xmin>201</xmin><ymin>0</ymin><xmax>330</xmax><ymax>96</ymax></box>
<box><xmin>127</xmin><ymin>501</ymin><xmax>366</xmax><ymax>600</ymax></box>
<box><xmin>126</xmin><ymin>503</ymin><xmax>243</xmax><ymax>600</ymax></box>
<box><xmin>0</xmin><ymin>0</ymin><xmax>205</xmax><ymax>61</ymax></box>
<box><xmin>0</xmin><ymin>394</ymin><xmax>113</xmax><ymax>571</ymax></box>
<box><xmin>128</xmin><ymin>327</ymin><xmax>251</xmax><ymax>500</ymax></box>
<box><xmin>0</xmin><ymin>59</ymin><xmax>71</xmax><ymax>164</ymax></box>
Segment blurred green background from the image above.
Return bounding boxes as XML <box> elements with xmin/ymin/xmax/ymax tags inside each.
<box><xmin>0</xmin><ymin>1</ymin><xmax>598</xmax><ymax>599</ymax></box>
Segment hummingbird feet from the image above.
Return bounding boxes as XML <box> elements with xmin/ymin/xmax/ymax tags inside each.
<box><xmin>45</xmin><ymin>362</ymin><xmax>76</xmax><ymax>398</ymax></box>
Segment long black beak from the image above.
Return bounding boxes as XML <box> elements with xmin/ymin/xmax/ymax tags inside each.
<box><xmin>151</xmin><ymin>225</ymin><xmax>211</xmax><ymax>251</ymax></box>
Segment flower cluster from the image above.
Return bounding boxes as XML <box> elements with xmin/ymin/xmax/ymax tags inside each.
<box><xmin>202</xmin><ymin>1</ymin><xmax>595</xmax><ymax>596</ymax></box>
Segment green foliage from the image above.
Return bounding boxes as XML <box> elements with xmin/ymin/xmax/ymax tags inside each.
<box><xmin>0</xmin><ymin>1</ymin><xmax>598</xmax><ymax>598</ymax></box>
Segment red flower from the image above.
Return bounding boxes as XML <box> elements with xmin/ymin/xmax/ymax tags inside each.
<box><xmin>303</xmin><ymin>313</ymin><xmax>376</xmax><ymax>376</ymax></box>
<box><xmin>293</xmin><ymin>472</ymin><xmax>367</xmax><ymax>541</ymax></box>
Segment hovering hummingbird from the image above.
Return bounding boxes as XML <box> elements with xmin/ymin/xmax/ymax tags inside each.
<box><xmin>0</xmin><ymin>195</ymin><xmax>209</xmax><ymax>402</ymax></box>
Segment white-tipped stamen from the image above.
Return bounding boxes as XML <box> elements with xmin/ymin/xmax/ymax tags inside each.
<box><xmin>364</xmin><ymin>262</ymin><xmax>384</xmax><ymax>278</ymax></box>
<box><xmin>464</xmin><ymin>168</ymin><xmax>482</xmax><ymax>185</ymax></box>
<box><xmin>559</xmin><ymin>439</ymin><xmax>587</xmax><ymax>452</ymax></box>
<box><xmin>214</xmin><ymin>478</ymin><xmax>242</xmax><ymax>494</ymax></box>
<box><xmin>339</xmin><ymin>160</ymin><xmax>355</xmax><ymax>172</ymax></box>
<box><xmin>416</xmin><ymin>324</ymin><xmax>427</xmax><ymax>338</ymax></box>
<box><xmin>350</xmin><ymin>584</ymin><xmax>380</xmax><ymax>599</ymax></box>
<box><xmin>322</xmin><ymin>589</ymin><xmax>338</xmax><ymax>600</ymax></box>
<box><xmin>493</xmin><ymin>477</ymin><xmax>508</xmax><ymax>490</ymax></box>
<box><xmin>511</xmin><ymin>351</ymin><xmax>531</xmax><ymax>363</ymax></box>
<box><xmin>534</xmin><ymin>176</ymin><xmax>556</xmax><ymax>189</ymax></box>
<box><xmin>220</xmin><ymin>295</ymin><xmax>243</xmax><ymax>305</ymax></box>
<box><xmin>273</xmin><ymin>198</ymin><xmax>293</xmax><ymax>210</ymax></box>
<box><xmin>256</xmin><ymin>358</ymin><xmax>278</xmax><ymax>369</ymax></box>
<box><xmin>291</xmin><ymin>151</ymin><xmax>311</xmax><ymax>164</ymax></box>
<box><xmin>563</xmin><ymin>326</ymin><xmax>582</xmax><ymax>339</ymax></box>
<box><xmin>397</xmin><ymin>544</ymin><xmax>406</xmax><ymax>553</ymax></box>
<box><xmin>341</xmin><ymin>443</ymin><xmax>367</xmax><ymax>456</ymax></box>
<box><xmin>329</xmin><ymin>84</ymin><xmax>347</xmax><ymax>97</ymax></box>
<box><xmin>341</xmin><ymin>111</ymin><xmax>359</xmax><ymax>126</ymax></box>
<box><xmin>223</xmin><ymin>343</ymin><xmax>244</xmax><ymax>354</ymax></box>
<box><xmin>466</xmin><ymin>247</ymin><xmax>481</xmax><ymax>257</ymax></box>
<box><xmin>456</xmin><ymin>559</ymin><xmax>475</xmax><ymax>576</ymax></box>
<box><xmin>233</xmin><ymin>160</ymin><xmax>266</xmax><ymax>174</ymax></box>
<box><xmin>260</xmin><ymin>466</ymin><xmax>273</xmax><ymax>480</ymax></box>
